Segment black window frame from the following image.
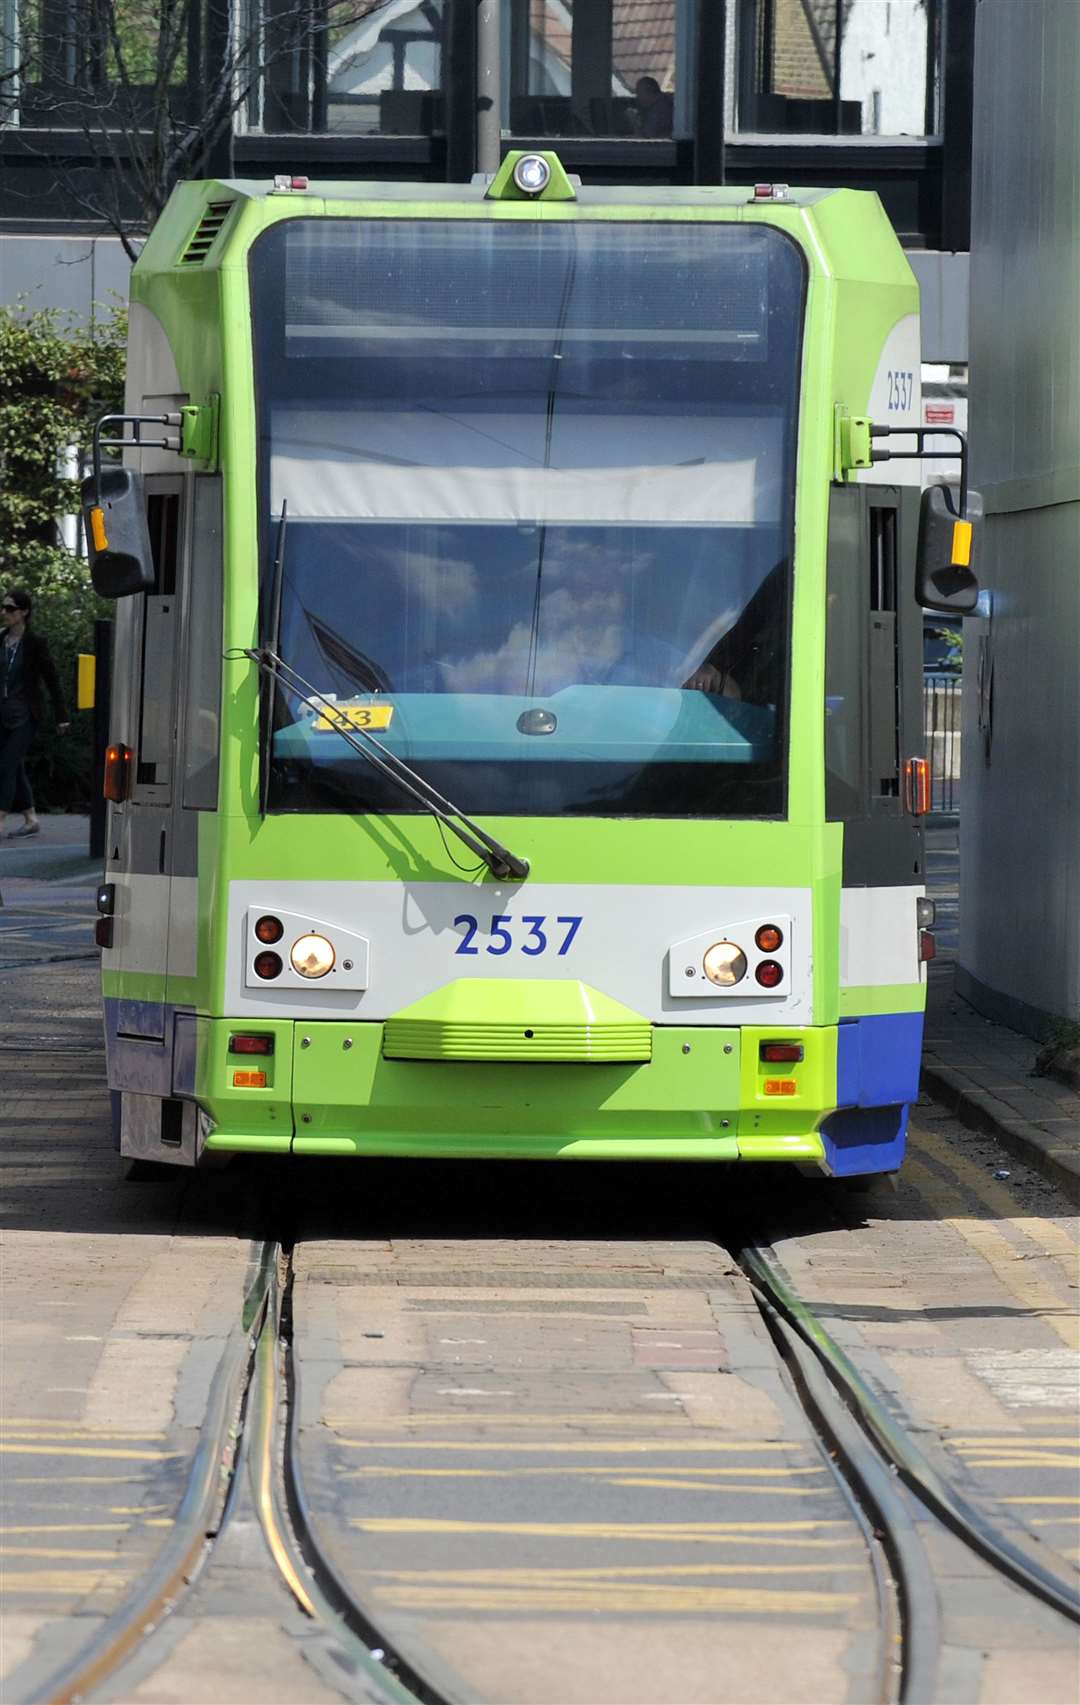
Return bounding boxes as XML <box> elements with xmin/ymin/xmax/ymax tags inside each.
<box><xmin>247</xmin><ymin>211</ymin><xmax>808</xmax><ymax>823</ymax></box>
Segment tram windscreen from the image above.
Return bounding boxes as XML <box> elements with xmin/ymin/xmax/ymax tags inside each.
<box><xmin>250</xmin><ymin>217</ymin><xmax>804</xmax><ymax>818</ymax></box>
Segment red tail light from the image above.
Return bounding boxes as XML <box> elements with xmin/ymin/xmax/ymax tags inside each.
<box><xmin>229</xmin><ymin>1034</ymin><xmax>275</xmax><ymax>1055</ymax></box>
<box><xmin>760</xmin><ymin>1042</ymin><xmax>803</xmax><ymax>1063</ymax></box>
<box><xmin>920</xmin><ymin>930</ymin><xmax>936</xmax><ymax>963</ymax></box>
<box><xmin>755</xmin><ymin>960</ymin><xmax>784</xmax><ymax>989</ymax></box>
<box><xmin>103</xmin><ymin>743</ymin><xmax>132</xmax><ymax>802</ymax></box>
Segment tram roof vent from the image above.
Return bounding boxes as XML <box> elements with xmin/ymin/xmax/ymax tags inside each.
<box><xmin>179</xmin><ymin>200</ymin><xmax>235</xmax><ymax>266</ymax></box>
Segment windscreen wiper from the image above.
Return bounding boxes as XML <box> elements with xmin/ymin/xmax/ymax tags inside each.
<box><xmin>245</xmin><ymin>645</ymin><xmax>530</xmax><ymax>882</ymax></box>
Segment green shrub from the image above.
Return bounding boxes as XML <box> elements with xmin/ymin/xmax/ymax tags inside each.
<box><xmin>0</xmin><ymin>302</ymin><xmax>126</xmax><ymax>810</ymax></box>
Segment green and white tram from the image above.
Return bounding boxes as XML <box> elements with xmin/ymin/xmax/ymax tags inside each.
<box><xmin>84</xmin><ymin>154</ymin><xmax>978</xmax><ymax>1176</ymax></box>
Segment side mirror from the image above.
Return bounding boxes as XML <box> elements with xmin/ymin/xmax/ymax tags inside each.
<box><xmin>916</xmin><ymin>483</ymin><xmax>981</xmax><ymax>614</ymax></box>
<box><xmin>81</xmin><ymin>468</ymin><xmax>155</xmax><ymax>599</ymax></box>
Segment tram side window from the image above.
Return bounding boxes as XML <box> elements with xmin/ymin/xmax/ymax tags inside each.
<box><xmin>868</xmin><ymin>504</ymin><xmax>900</xmax><ymax>803</ymax></box>
<box><xmin>825</xmin><ymin>485</ymin><xmax>864</xmax><ymax>819</ymax></box>
<box><xmin>136</xmin><ymin>489</ymin><xmax>181</xmax><ymax>792</ymax></box>
<box><xmin>182</xmin><ymin>478</ymin><xmax>223</xmax><ymax>811</ymax></box>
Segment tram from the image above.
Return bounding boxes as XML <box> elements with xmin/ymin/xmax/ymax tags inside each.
<box><xmin>83</xmin><ymin>154</ymin><xmax>978</xmax><ymax>1177</ymax></box>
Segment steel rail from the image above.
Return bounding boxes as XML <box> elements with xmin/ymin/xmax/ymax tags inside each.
<box><xmin>750</xmin><ymin>1285</ymin><xmax>938</xmax><ymax>1705</ymax></box>
<box><xmin>25</xmin><ymin>1241</ymin><xmax>278</xmax><ymax>1705</ymax></box>
<box><xmin>247</xmin><ymin>1256</ymin><xmax>453</xmax><ymax>1705</ymax></box>
<box><xmin>741</xmin><ymin>1242</ymin><xmax>1080</xmax><ymax>1628</ymax></box>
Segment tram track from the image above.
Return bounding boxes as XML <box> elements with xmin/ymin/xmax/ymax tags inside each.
<box><xmin>738</xmin><ymin>1241</ymin><xmax>1080</xmax><ymax>1631</ymax></box>
<box><xmin>13</xmin><ymin>1210</ymin><xmax>1079</xmax><ymax>1705</ymax></box>
<box><xmin>22</xmin><ymin>1238</ymin><xmax>448</xmax><ymax>1705</ymax></box>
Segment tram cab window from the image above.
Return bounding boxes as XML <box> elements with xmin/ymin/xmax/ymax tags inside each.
<box><xmin>134</xmin><ymin>483</ymin><xmax>182</xmax><ymax>795</ymax></box>
<box><xmin>250</xmin><ymin>217</ymin><xmax>806</xmax><ymax>819</ymax></box>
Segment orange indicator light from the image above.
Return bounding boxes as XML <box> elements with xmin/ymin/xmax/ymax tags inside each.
<box><xmin>755</xmin><ymin>924</ymin><xmax>784</xmax><ymax>953</ymax></box>
<box><xmin>951</xmin><ymin>519</ymin><xmax>972</xmax><ymax>567</ymax></box>
<box><xmin>103</xmin><ymin>743</ymin><xmax>132</xmax><ymax>802</ymax></box>
<box><xmin>89</xmin><ymin>506</ymin><xmax>109</xmax><ymax>552</ymax></box>
<box><xmin>233</xmin><ymin>1069</ymin><xmax>267</xmax><ymax>1089</ymax></box>
<box><xmin>905</xmin><ymin>757</ymin><xmax>931</xmax><ymax>816</ymax></box>
<box><xmin>763</xmin><ymin>1078</ymin><xmax>798</xmax><ymax>1097</ymax></box>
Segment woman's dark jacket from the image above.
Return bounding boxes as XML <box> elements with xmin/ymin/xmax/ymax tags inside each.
<box><xmin>13</xmin><ymin>630</ymin><xmax>67</xmax><ymax>724</ymax></box>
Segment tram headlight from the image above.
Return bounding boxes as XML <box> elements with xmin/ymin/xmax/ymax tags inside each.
<box><xmin>290</xmin><ymin>932</ymin><xmax>336</xmax><ymax>979</ymax></box>
<box><xmin>512</xmin><ymin>153</ymin><xmax>551</xmax><ymax>195</ymax></box>
<box><xmin>702</xmin><ymin>941</ymin><xmax>747</xmax><ymax>987</ymax></box>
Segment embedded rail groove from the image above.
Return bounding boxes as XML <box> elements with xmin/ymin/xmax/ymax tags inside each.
<box><xmin>24</xmin><ymin>1241</ymin><xmax>275</xmax><ymax>1705</ymax></box>
<box><xmin>739</xmin><ymin>1242</ymin><xmax>1080</xmax><ymax>1638</ymax></box>
<box><xmin>22</xmin><ymin>1241</ymin><xmax>446</xmax><ymax>1705</ymax></box>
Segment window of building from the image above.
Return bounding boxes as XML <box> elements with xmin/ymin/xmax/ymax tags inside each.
<box><xmin>250</xmin><ymin>0</ymin><xmax>445</xmax><ymax>135</ymax></box>
<box><xmin>733</xmin><ymin>0</ymin><xmax>942</xmax><ymax>139</ymax></box>
<box><xmin>505</xmin><ymin>0</ymin><xmax>693</xmax><ymax>140</ymax></box>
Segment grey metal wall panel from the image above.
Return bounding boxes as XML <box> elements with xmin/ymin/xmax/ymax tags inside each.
<box><xmin>968</xmin><ymin>2</ymin><xmax>1080</xmax><ymax>503</ymax></box>
<box><xmin>907</xmin><ymin>251</ymin><xmax>970</xmax><ymax>364</ymax></box>
<box><xmin>0</xmin><ymin>235</ymin><xmax>134</xmax><ymax>324</ymax></box>
<box><xmin>962</xmin><ymin>0</ymin><xmax>1080</xmax><ymax>1027</ymax></box>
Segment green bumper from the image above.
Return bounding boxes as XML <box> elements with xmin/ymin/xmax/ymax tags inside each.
<box><xmin>199</xmin><ymin>1019</ymin><xmax>834</xmax><ymax>1162</ymax></box>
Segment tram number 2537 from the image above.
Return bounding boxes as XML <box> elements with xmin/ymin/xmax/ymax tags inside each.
<box><xmin>454</xmin><ymin>914</ymin><xmax>583</xmax><ymax>957</ymax></box>
<box><xmin>886</xmin><ymin>368</ymin><xmax>914</xmax><ymax>413</ymax></box>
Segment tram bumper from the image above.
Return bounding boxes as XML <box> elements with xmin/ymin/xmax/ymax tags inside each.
<box><xmin>195</xmin><ymin>1019</ymin><xmax>885</xmax><ymax>1165</ymax></box>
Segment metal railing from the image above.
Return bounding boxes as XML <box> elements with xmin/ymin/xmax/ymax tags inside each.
<box><xmin>924</xmin><ymin>673</ymin><xmax>962</xmax><ymax>813</ymax></box>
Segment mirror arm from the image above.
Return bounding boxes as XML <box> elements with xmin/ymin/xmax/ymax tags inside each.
<box><xmin>90</xmin><ymin>413</ymin><xmax>183</xmax><ymax>505</ymax></box>
<box><xmin>868</xmin><ymin>424</ymin><xmax>969</xmax><ymax>517</ymax></box>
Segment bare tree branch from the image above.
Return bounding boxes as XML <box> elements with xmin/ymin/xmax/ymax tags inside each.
<box><xmin>1</xmin><ymin>0</ymin><xmax>413</xmax><ymax>243</ymax></box>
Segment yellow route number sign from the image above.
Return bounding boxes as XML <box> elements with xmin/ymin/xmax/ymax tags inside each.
<box><xmin>313</xmin><ymin>702</ymin><xmax>394</xmax><ymax>733</ymax></box>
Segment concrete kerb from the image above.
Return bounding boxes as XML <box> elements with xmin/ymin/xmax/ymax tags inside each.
<box><xmin>920</xmin><ymin>1055</ymin><xmax>1080</xmax><ymax>1207</ymax></box>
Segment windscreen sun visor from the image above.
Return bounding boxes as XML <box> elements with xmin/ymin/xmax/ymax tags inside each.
<box><xmin>269</xmin><ymin>407</ymin><xmax>786</xmax><ymax>527</ymax></box>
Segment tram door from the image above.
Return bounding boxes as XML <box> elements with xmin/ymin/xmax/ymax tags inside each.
<box><xmin>109</xmin><ymin>476</ymin><xmax>185</xmax><ymax>1041</ymax></box>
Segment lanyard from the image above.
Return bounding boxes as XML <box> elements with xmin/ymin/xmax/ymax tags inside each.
<box><xmin>2</xmin><ymin>636</ymin><xmax>20</xmax><ymax>698</ymax></box>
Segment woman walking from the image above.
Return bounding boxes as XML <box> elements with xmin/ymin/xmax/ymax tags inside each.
<box><xmin>1</xmin><ymin>588</ymin><xmax>69</xmax><ymax>839</ymax></box>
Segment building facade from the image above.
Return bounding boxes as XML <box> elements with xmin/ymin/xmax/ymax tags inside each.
<box><xmin>2</xmin><ymin>2</ymin><xmax>973</xmax><ymax>343</ymax></box>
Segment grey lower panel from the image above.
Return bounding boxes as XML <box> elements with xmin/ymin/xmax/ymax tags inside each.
<box><xmin>120</xmin><ymin>1092</ymin><xmax>202</xmax><ymax>1167</ymax></box>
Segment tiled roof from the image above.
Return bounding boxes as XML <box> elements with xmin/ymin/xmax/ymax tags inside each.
<box><xmin>770</xmin><ymin>0</ymin><xmax>857</xmax><ymax>99</ymax></box>
<box><xmin>612</xmin><ymin>2</ymin><xmax>677</xmax><ymax>88</ymax></box>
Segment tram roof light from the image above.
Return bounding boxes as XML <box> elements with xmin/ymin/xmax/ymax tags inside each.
<box><xmin>751</xmin><ymin>183</ymin><xmax>789</xmax><ymax>202</ymax></box>
<box><xmin>512</xmin><ymin>154</ymin><xmax>552</xmax><ymax>196</ymax></box>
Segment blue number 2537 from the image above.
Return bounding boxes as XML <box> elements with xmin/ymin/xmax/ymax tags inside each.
<box><xmin>453</xmin><ymin>914</ymin><xmax>582</xmax><ymax>957</ymax></box>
